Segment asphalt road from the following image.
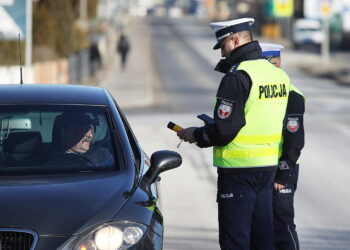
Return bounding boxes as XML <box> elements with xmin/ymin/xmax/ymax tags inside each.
<box><xmin>125</xmin><ymin>16</ymin><xmax>350</xmax><ymax>250</ymax></box>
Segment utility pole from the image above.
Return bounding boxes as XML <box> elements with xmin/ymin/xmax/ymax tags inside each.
<box><xmin>321</xmin><ymin>17</ymin><xmax>330</xmax><ymax>62</ymax></box>
<box><xmin>25</xmin><ymin>0</ymin><xmax>32</xmax><ymax>66</ymax></box>
<box><xmin>320</xmin><ymin>0</ymin><xmax>332</xmax><ymax>62</ymax></box>
<box><xmin>79</xmin><ymin>0</ymin><xmax>88</xmax><ymax>30</ymax></box>
<box><xmin>80</xmin><ymin>0</ymin><xmax>87</xmax><ymax>21</ymax></box>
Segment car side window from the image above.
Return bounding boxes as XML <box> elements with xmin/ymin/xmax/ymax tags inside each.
<box><xmin>0</xmin><ymin>105</ymin><xmax>119</xmax><ymax>175</ymax></box>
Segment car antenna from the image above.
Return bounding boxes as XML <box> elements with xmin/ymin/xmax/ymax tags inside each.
<box><xmin>18</xmin><ymin>33</ymin><xmax>23</xmax><ymax>84</ymax></box>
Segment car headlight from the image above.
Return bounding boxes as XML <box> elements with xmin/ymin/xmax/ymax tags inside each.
<box><xmin>73</xmin><ymin>221</ymin><xmax>147</xmax><ymax>250</ymax></box>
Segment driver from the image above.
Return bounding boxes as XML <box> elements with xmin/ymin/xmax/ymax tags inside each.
<box><xmin>47</xmin><ymin>112</ymin><xmax>114</xmax><ymax>167</ymax></box>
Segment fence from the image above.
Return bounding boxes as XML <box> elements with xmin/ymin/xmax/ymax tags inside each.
<box><xmin>0</xmin><ymin>29</ymin><xmax>114</xmax><ymax>85</ymax></box>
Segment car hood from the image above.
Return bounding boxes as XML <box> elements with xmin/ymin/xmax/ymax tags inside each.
<box><xmin>0</xmin><ymin>171</ymin><xmax>134</xmax><ymax>235</ymax></box>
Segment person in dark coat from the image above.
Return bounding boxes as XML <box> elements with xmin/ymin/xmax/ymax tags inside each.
<box><xmin>117</xmin><ymin>33</ymin><xmax>131</xmax><ymax>69</ymax></box>
<box><xmin>177</xmin><ymin>18</ymin><xmax>291</xmax><ymax>250</ymax></box>
<box><xmin>47</xmin><ymin>112</ymin><xmax>114</xmax><ymax>168</ymax></box>
<box><xmin>261</xmin><ymin>43</ymin><xmax>305</xmax><ymax>250</ymax></box>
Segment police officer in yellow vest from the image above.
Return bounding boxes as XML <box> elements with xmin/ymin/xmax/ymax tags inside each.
<box><xmin>261</xmin><ymin>43</ymin><xmax>305</xmax><ymax>250</ymax></box>
<box><xmin>177</xmin><ymin>18</ymin><xmax>291</xmax><ymax>249</ymax></box>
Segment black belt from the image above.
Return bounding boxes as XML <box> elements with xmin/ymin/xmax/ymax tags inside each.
<box><xmin>217</xmin><ymin>165</ymin><xmax>277</xmax><ymax>175</ymax></box>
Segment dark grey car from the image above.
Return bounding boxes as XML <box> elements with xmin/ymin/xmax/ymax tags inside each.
<box><xmin>0</xmin><ymin>84</ymin><xmax>181</xmax><ymax>250</ymax></box>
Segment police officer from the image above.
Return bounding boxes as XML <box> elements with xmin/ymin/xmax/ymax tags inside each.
<box><xmin>177</xmin><ymin>18</ymin><xmax>291</xmax><ymax>250</ymax></box>
<box><xmin>261</xmin><ymin>43</ymin><xmax>305</xmax><ymax>250</ymax></box>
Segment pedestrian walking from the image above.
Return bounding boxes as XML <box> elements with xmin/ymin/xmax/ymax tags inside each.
<box><xmin>117</xmin><ymin>32</ymin><xmax>130</xmax><ymax>70</ymax></box>
<box><xmin>177</xmin><ymin>18</ymin><xmax>291</xmax><ymax>249</ymax></box>
<box><xmin>89</xmin><ymin>44</ymin><xmax>102</xmax><ymax>76</ymax></box>
<box><xmin>261</xmin><ymin>43</ymin><xmax>305</xmax><ymax>250</ymax></box>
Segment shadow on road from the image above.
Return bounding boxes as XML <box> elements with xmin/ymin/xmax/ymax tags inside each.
<box><xmin>164</xmin><ymin>225</ymin><xmax>219</xmax><ymax>250</ymax></box>
<box><xmin>300</xmin><ymin>227</ymin><xmax>350</xmax><ymax>250</ymax></box>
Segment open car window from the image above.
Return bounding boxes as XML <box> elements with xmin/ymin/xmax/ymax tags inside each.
<box><xmin>0</xmin><ymin>105</ymin><xmax>119</xmax><ymax>175</ymax></box>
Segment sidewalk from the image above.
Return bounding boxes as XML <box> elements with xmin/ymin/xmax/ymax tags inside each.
<box><xmin>97</xmin><ymin>17</ymin><xmax>159</xmax><ymax>109</ymax></box>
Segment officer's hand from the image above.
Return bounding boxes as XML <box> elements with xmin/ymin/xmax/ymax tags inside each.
<box><xmin>273</xmin><ymin>182</ymin><xmax>285</xmax><ymax>191</ymax></box>
<box><xmin>274</xmin><ymin>161</ymin><xmax>291</xmax><ymax>190</ymax></box>
<box><xmin>177</xmin><ymin>127</ymin><xmax>197</xmax><ymax>144</ymax></box>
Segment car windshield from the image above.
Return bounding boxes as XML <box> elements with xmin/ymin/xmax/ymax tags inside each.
<box><xmin>0</xmin><ymin>105</ymin><xmax>118</xmax><ymax>175</ymax></box>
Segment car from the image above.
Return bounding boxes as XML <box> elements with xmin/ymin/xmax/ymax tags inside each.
<box><xmin>293</xmin><ymin>18</ymin><xmax>324</xmax><ymax>49</ymax></box>
<box><xmin>0</xmin><ymin>84</ymin><xmax>182</xmax><ymax>250</ymax></box>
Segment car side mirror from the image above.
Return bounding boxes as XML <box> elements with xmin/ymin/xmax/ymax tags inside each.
<box><xmin>140</xmin><ymin>150</ymin><xmax>181</xmax><ymax>206</ymax></box>
<box><xmin>144</xmin><ymin>150</ymin><xmax>182</xmax><ymax>185</ymax></box>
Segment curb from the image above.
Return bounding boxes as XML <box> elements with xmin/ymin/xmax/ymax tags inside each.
<box><xmin>300</xmin><ymin>63</ymin><xmax>350</xmax><ymax>86</ymax></box>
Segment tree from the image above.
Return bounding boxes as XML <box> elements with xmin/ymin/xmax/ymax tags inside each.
<box><xmin>32</xmin><ymin>0</ymin><xmax>92</xmax><ymax>60</ymax></box>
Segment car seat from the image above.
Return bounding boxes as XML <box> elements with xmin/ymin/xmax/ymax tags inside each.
<box><xmin>2</xmin><ymin>132</ymin><xmax>43</xmax><ymax>167</ymax></box>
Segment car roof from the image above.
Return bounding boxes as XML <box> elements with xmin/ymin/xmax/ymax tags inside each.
<box><xmin>0</xmin><ymin>84</ymin><xmax>110</xmax><ymax>105</ymax></box>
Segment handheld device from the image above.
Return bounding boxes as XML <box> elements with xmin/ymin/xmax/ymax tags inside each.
<box><xmin>197</xmin><ymin>114</ymin><xmax>214</xmax><ymax>124</ymax></box>
<box><xmin>167</xmin><ymin>122</ymin><xmax>183</xmax><ymax>132</ymax></box>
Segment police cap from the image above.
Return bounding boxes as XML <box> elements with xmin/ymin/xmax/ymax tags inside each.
<box><xmin>209</xmin><ymin>18</ymin><xmax>254</xmax><ymax>50</ymax></box>
<box><xmin>260</xmin><ymin>43</ymin><xmax>284</xmax><ymax>58</ymax></box>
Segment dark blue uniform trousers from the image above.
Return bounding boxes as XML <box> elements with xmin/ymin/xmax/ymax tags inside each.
<box><xmin>273</xmin><ymin>165</ymin><xmax>299</xmax><ymax>250</ymax></box>
<box><xmin>217</xmin><ymin>171</ymin><xmax>275</xmax><ymax>250</ymax></box>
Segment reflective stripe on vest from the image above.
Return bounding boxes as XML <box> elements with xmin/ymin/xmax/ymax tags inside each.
<box><xmin>214</xmin><ymin>59</ymin><xmax>290</xmax><ymax>168</ymax></box>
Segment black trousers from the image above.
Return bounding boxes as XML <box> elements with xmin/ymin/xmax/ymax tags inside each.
<box><xmin>217</xmin><ymin>171</ymin><xmax>275</xmax><ymax>250</ymax></box>
<box><xmin>273</xmin><ymin>165</ymin><xmax>299</xmax><ymax>250</ymax></box>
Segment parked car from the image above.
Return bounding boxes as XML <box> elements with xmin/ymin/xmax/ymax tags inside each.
<box><xmin>0</xmin><ymin>84</ymin><xmax>182</xmax><ymax>250</ymax></box>
<box><xmin>293</xmin><ymin>18</ymin><xmax>324</xmax><ymax>49</ymax></box>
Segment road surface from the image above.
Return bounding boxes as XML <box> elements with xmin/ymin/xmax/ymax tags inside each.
<box><xmin>121</xmin><ymin>16</ymin><xmax>350</xmax><ymax>250</ymax></box>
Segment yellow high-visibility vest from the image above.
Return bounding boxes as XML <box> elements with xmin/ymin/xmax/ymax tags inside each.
<box><xmin>214</xmin><ymin>59</ymin><xmax>290</xmax><ymax>168</ymax></box>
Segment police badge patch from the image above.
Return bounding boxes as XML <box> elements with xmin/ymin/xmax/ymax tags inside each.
<box><xmin>279</xmin><ymin>161</ymin><xmax>290</xmax><ymax>170</ymax></box>
<box><xmin>287</xmin><ymin>117</ymin><xmax>299</xmax><ymax>133</ymax></box>
<box><xmin>217</xmin><ymin>100</ymin><xmax>233</xmax><ymax>119</ymax></box>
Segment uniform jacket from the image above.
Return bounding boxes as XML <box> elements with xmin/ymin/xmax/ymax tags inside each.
<box><xmin>193</xmin><ymin>40</ymin><xmax>304</xmax><ymax>176</ymax></box>
<box><xmin>193</xmin><ymin>41</ymin><xmax>261</xmax><ymax>148</ymax></box>
<box><xmin>275</xmin><ymin>89</ymin><xmax>305</xmax><ymax>184</ymax></box>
